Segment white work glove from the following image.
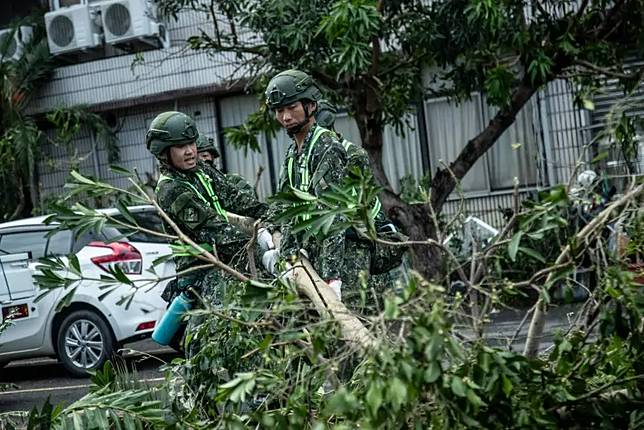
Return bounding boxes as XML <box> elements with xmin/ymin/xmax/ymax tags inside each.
<box><xmin>257</xmin><ymin>228</ymin><xmax>275</xmax><ymax>252</ymax></box>
<box><xmin>327</xmin><ymin>279</ymin><xmax>342</xmax><ymax>301</ymax></box>
<box><xmin>261</xmin><ymin>249</ymin><xmax>280</xmax><ymax>275</ymax></box>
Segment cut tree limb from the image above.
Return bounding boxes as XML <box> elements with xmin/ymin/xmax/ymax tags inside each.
<box><xmin>224</xmin><ymin>213</ymin><xmax>375</xmax><ymax>352</ymax></box>
<box><xmin>291</xmin><ymin>255</ymin><xmax>376</xmax><ymax>352</ymax></box>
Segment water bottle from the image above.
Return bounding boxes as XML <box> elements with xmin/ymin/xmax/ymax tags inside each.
<box><xmin>152</xmin><ymin>293</ymin><xmax>193</xmax><ymax>346</ymax></box>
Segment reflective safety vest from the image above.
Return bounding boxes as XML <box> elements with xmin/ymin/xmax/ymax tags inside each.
<box><xmin>286</xmin><ymin>126</ymin><xmax>331</xmax><ymax>222</ymax></box>
<box><xmin>287</xmin><ymin>125</ymin><xmax>329</xmax><ymax>192</ymax></box>
<box><xmin>157</xmin><ymin>170</ymin><xmax>227</xmax><ymax>218</ymax></box>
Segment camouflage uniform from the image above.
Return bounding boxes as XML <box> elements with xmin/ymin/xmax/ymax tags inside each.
<box><xmin>316</xmin><ymin>101</ymin><xmax>407</xmax><ymax>308</ymax></box>
<box><xmin>156</xmin><ymin>160</ymin><xmax>268</xmax><ymax>305</ymax></box>
<box><xmin>197</xmin><ymin>133</ymin><xmax>258</xmax><ymax>199</ymax></box>
<box><xmin>146</xmin><ymin>111</ymin><xmax>268</xmax><ymax>359</ymax></box>
<box><xmin>275</xmin><ymin>124</ymin><xmax>349</xmax><ymax>283</ymax></box>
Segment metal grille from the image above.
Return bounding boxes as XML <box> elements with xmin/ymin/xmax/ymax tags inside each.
<box><xmin>105</xmin><ymin>3</ymin><xmax>132</xmax><ymax>37</ymax></box>
<box><xmin>49</xmin><ymin>15</ymin><xmax>75</xmax><ymax>48</ymax></box>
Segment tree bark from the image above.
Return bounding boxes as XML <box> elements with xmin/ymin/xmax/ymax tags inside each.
<box><xmin>292</xmin><ymin>256</ymin><xmax>376</xmax><ymax>352</ymax></box>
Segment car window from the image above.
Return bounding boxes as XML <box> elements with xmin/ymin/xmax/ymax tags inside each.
<box><xmin>72</xmin><ymin>227</ymin><xmax>128</xmax><ymax>253</ymax></box>
<box><xmin>113</xmin><ymin>211</ymin><xmax>170</xmax><ymax>244</ymax></box>
<box><xmin>46</xmin><ymin>230</ymin><xmax>73</xmax><ymax>256</ymax></box>
<box><xmin>0</xmin><ymin>231</ymin><xmax>48</xmax><ymax>259</ymax></box>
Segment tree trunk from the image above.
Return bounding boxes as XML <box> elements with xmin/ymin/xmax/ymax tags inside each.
<box><xmin>354</xmin><ymin>99</ymin><xmax>444</xmax><ymax>280</ymax></box>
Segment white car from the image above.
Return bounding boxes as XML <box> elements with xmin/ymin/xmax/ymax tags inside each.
<box><xmin>0</xmin><ymin>206</ymin><xmax>174</xmax><ymax>376</ymax></box>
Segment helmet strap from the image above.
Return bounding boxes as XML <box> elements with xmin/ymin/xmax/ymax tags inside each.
<box><xmin>286</xmin><ymin>101</ymin><xmax>316</xmax><ymax>137</ymax></box>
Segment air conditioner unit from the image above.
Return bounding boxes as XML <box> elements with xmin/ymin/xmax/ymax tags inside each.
<box><xmin>0</xmin><ymin>26</ymin><xmax>33</xmax><ymax>62</ymax></box>
<box><xmin>100</xmin><ymin>0</ymin><xmax>169</xmax><ymax>48</ymax></box>
<box><xmin>45</xmin><ymin>4</ymin><xmax>102</xmax><ymax>55</ymax></box>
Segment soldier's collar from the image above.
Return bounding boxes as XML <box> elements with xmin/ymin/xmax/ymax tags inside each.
<box><xmin>293</xmin><ymin>124</ymin><xmax>318</xmax><ymax>156</ymax></box>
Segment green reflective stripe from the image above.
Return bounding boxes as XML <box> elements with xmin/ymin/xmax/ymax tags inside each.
<box><xmin>157</xmin><ymin>173</ymin><xmax>227</xmax><ymax>218</ymax></box>
<box><xmin>287</xmin><ymin>126</ymin><xmax>329</xmax><ymax>192</ymax></box>
<box><xmin>286</xmin><ymin>126</ymin><xmax>329</xmax><ymax>222</ymax></box>
<box><xmin>195</xmin><ymin>171</ymin><xmax>227</xmax><ymax>217</ymax></box>
<box><xmin>341</xmin><ymin>139</ymin><xmax>351</xmax><ymax>151</ymax></box>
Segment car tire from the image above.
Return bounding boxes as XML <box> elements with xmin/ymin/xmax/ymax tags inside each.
<box><xmin>56</xmin><ymin>310</ymin><xmax>115</xmax><ymax>377</ymax></box>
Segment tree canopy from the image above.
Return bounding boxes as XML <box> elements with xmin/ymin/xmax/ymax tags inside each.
<box><xmin>0</xmin><ymin>17</ymin><xmax>118</xmax><ymax>220</ymax></box>
<box><xmin>157</xmin><ymin>0</ymin><xmax>644</xmax><ymax>279</ymax></box>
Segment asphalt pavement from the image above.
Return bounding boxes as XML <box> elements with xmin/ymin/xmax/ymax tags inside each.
<box><xmin>0</xmin><ymin>339</ymin><xmax>179</xmax><ymax>414</ymax></box>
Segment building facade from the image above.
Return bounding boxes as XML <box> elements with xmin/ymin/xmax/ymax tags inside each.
<box><xmin>18</xmin><ymin>1</ymin><xmax>644</xmax><ymax>227</ymax></box>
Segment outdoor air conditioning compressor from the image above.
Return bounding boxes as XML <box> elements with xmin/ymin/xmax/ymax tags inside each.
<box><xmin>45</xmin><ymin>3</ymin><xmax>102</xmax><ymax>55</ymax></box>
<box><xmin>100</xmin><ymin>0</ymin><xmax>170</xmax><ymax>49</ymax></box>
<box><xmin>0</xmin><ymin>26</ymin><xmax>33</xmax><ymax>62</ymax></box>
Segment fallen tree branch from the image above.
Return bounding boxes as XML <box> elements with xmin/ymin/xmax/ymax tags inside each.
<box><xmin>291</xmin><ymin>255</ymin><xmax>376</xmax><ymax>352</ymax></box>
<box><xmin>523</xmin><ymin>183</ymin><xmax>644</xmax><ymax>358</ymax></box>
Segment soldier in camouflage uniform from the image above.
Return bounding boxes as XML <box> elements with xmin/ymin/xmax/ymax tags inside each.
<box><xmin>146</xmin><ymin>112</ymin><xmax>273</xmax><ymax>351</ymax></box>
<box><xmin>196</xmin><ymin>134</ymin><xmax>220</xmax><ymax>164</ymax></box>
<box><xmin>316</xmin><ymin>100</ymin><xmax>407</xmax><ymax>305</ymax></box>
<box><xmin>197</xmin><ymin>133</ymin><xmax>259</xmax><ymax>199</ymax></box>
<box><xmin>264</xmin><ymin>70</ymin><xmax>350</xmax><ymax>302</ymax></box>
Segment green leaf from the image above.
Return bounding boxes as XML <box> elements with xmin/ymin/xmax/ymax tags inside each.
<box><xmin>109</xmin><ymin>165</ymin><xmax>135</xmax><ymax>177</ymax></box>
<box><xmin>424</xmin><ymin>361</ymin><xmax>442</xmax><ymax>383</ymax></box>
<box><xmin>592</xmin><ymin>151</ymin><xmax>609</xmax><ymax>163</ymax></box>
<box><xmin>517</xmin><ymin>246</ymin><xmax>546</xmax><ymax>263</ymax></box>
<box><xmin>582</xmin><ymin>98</ymin><xmax>595</xmax><ymax>111</ymax></box>
<box><xmin>466</xmin><ymin>388</ymin><xmax>485</xmax><ymax>407</ymax></box>
<box><xmin>508</xmin><ymin>231</ymin><xmax>523</xmax><ymax>261</ymax></box>
<box><xmin>365</xmin><ymin>383</ymin><xmax>382</xmax><ymax>416</ymax></box>
<box><xmin>451</xmin><ymin>377</ymin><xmax>466</xmax><ymax>397</ymax></box>
<box><xmin>115</xmin><ymin>200</ymin><xmax>137</xmax><ymax>226</ymax></box>
<box><xmin>69</xmin><ymin>170</ymin><xmax>96</xmax><ymax>186</ymax></box>
<box><xmin>387</xmin><ymin>377</ymin><xmax>408</xmax><ymax>411</ymax></box>
<box><xmin>502</xmin><ymin>375</ymin><xmax>513</xmax><ymax>397</ymax></box>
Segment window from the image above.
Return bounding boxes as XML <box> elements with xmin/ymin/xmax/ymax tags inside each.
<box><xmin>424</xmin><ymin>94</ymin><xmax>541</xmax><ymax>194</ymax></box>
<box><xmin>218</xmin><ymin>95</ymin><xmax>275</xmax><ymax>199</ymax></box>
<box><xmin>55</xmin><ymin>0</ymin><xmax>82</xmax><ymax>8</ymax></box>
<box><xmin>112</xmin><ymin>211</ymin><xmax>170</xmax><ymax>243</ymax></box>
<box><xmin>72</xmin><ymin>227</ymin><xmax>126</xmax><ymax>253</ymax></box>
<box><xmin>334</xmin><ymin>111</ymin><xmax>425</xmax><ymax>192</ymax></box>
<box><xmin>45</xmin><ymin>230</ymin><xmax>73</xmax><ymax>256</ymax></box>
<box><xmin>0</xmin><ymin>231</ymin><xmax>48</xmax><ymax>259</ymax></box>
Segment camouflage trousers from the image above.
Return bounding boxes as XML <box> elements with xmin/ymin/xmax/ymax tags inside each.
<box><xmin>182</xmin><ymin>268</ymin><xmax>230</xmax><ymax>358</ymax></box>
<box><xmin>341</xmin><ymin>239</ymin><xmax>399</xmax><ymax>314</ymax></box>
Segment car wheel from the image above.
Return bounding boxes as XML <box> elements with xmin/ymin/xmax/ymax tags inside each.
<box><xmin>57</xmin><ymin>310</ymin><xmax>115</xmax><ymax>377</ymax></box>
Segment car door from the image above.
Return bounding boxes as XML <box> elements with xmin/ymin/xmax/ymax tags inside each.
<box><xmin>0</xmin><ymin>230</ymin><xmax>50</xmax><ymax>354</ymax></box>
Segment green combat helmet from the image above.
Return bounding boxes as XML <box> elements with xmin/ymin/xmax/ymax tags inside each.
<box><xmin>265</xmin><ymin>69</ymin><xmax>322</xmax><ymax>109</ymax></box>
<box><xmin>196</xmin><ymin>134</ymin><xmax>220</xmax><ymax>159</ymax></box>
<box><xmin>146</xmin><ymin>111</ymin><xmax>199</xmax><ymax>158</ymax></box>
<box><xmin>315</xmin><ymin>99</ymin><xmax>337</xmax><ymax>129</ymax></box>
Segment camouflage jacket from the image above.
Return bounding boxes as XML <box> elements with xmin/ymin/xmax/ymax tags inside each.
<box><xmin>335</xmin><ymin>134</ymin><xmax>407</xmax><ymax>276</ymax></box>
<box><xmin>274</xmin><ymin>124</ymin><xmax>348</xmax><ymax>280</ymax></box>
<box><xmin>157</xmin><ymin>161</ymin><xmax>267</xmax><ymax>267</ymax></box>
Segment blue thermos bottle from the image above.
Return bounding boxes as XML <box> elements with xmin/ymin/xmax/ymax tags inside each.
<box><xmin>152</xmin><ymin>293</ymin><xmax>193</xmax><ymax>346</ymax></box>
